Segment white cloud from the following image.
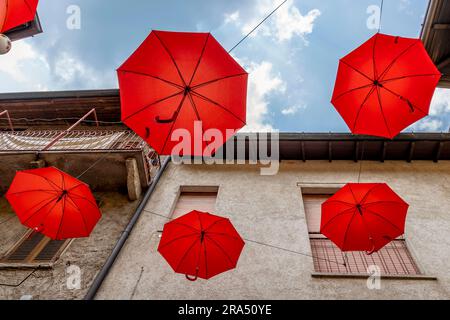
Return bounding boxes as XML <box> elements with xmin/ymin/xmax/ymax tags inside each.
<box><xmin>53</xmin><ymin>51</ymin><xmax>115</xmax><ymax>88</ymax></box>
<box><xmin>430</xmin><ymin>88</ymin><xmax>450</xmax><ymax>116</ymax></box>
<box><xmin>281</xmin><ymin>104</ymin><xmax>304</xmax><ymax>115</ymax></box>
<box><xmin>408</xmin><ymin>88</ymin><xmax>450</xmax><ymax>132</ymax></box>
<box><xmin>239</xmin><ymin>0</ymin><xmax>321</xmax><ymax>42</ymax></box>
<box><xmin>412</xmin><ymin>119</ymin><xmax>443</xmax><ymax>131</ymax></box>
<box><xmin>224</xmin><ymin>11</ymin><xmax>240</xmax><ymax>24</ymax></box>
<box><xmin>241</xmin><ymin>60</ymin><xmax>286</xmax><ymax>131</ymax></box>
<box><xmin>0</xmin><ymin>41</ymin><xmax>49</xmax><ymax>89</ymax></box>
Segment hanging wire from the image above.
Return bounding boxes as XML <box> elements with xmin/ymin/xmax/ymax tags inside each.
<box><xmin>378</xmin><ymin>0</ymin><xmax>384</xmax><ymax>33</ymax></box>
<box><xmin>0</xmin><ymin>268</ymin><xmax>38</xmax><ymax>287</ymax></box>
<box><xmin>228</xmin><ymin>0</ymin><xmax>288</xmax><ymax>53</ymax></box>
<box><xmin>144</xmin><ymin>209</ymin><xmax>345</xmax><ymax>267</ymax></box>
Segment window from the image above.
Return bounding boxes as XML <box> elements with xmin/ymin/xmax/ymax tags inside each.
<box><xmin>302</xmin><ymin>193</ymin><xmax>421</xmax><ymax>276</ymax></box>
<box><xmin>171</xmin><ymin>187</ymin><xmax>218</xmax><ymax>219</ymax></box>
<box><xmin>0</xmin><ymin>230</ymin><xmax>72</xmax><ymax>267</ymax></box>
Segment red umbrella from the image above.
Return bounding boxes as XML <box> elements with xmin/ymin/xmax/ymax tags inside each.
<box><xmin>331</xmin><ymin>33</ymin><xmax>441</xmax><ymax>139</ymax></box>
<box><xmin>321</xmin><ymin>183</ymin><xmax>409</xmax><ymax>254</ymax></box>
<box><xmin>0</xmin><ymin>0</ymin><xmax>39</xmax><ymax>33</ymax></box>
<box><xmin>158</xmin><ymin>210</ymin><xmax>245</xmax><ymax>281</ymax></box>
<box><xmin>6</xmin><ymin>167</ymin><xmax>101</xmax><ymax>240</ymax></box>
<box><xmin>118</xmin><ymin>30</ymin><xmax>248</xmax><ymax>156</ymax></box>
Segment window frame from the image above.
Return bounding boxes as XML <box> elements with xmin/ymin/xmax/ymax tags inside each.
<box><xmin>299</xmin><ymin>185</ymin><xmax>435</xmax><ymax>280</ymax></box>
<box><xmin>0</xmin><ymin>229</ymin><xmax>73</xmax><ymax>269</ymax></box>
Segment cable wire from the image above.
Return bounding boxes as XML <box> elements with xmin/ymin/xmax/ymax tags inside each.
<box><xmin>228</xmin><ymin>0</ymin><xmax>288</xmax><ymax>53</ymax></box>
<box><xmin>144</xmin><ymin>209</ymin><xmax>345</xmax><ymax>266</ymax></box>
<box><xmin>378</xmin><ymin>0</ymin><xmax>384</xmax><ymax>33</ymax></box>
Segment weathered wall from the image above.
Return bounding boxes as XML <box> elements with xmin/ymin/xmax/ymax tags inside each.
<box><xmin>0</xmin><ymin>192</ymin><xmax>139</xmax><ymax>300</ymax></box>
<box><xmin>96</xmin><ymin>160</ymin><xmax>450</xmax><ymax>300</ymax></box>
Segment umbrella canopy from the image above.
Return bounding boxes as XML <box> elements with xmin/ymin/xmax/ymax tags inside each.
<box><xmin>331</xmin><ymin>33</ymin><xmax>441</xmax><ymax>139</ymax></box>
<box><xmin>321</xmin><ymin>183</ymin><xmax>409</xmax><ymax>254</ymax></box>
<box><xmin>0</xmin><ymin>0</ymin><xmax>39</xmax><ymax>33</ymax></box>
<box><xmin>158</xmin><ymin>210</ymin><xmax>245</xmax><ymax>281</ymax></box>
<box><xmin>6</xmin><ymin>167</ymin><xmax>101</xmax><ymax>240</ymax></box>
<box><xmin>118</xmin><ymin>30</ymin><xmax>248</xmax><ymax>156</ymax></box>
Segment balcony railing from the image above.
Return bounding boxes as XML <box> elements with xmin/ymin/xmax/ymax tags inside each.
<box><xmin>0</xmin><ymin>130</ymin><xmax>160</xmax><ymax>182</ymax></box>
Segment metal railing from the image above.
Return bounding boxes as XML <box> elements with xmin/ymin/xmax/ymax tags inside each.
<box><xmin>0</xmin><ymin>129</ymin><xmax>161</xmax><ymax>182</ymax></box>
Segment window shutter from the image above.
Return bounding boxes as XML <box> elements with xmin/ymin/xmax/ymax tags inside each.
<box><xmin>34</xmin><ymin>239</ymin><xmax>66</xmax><ymax>262</ymax></box>
<box><xmin>302</xmin><ymin>194</ymin><xmax>330</xmax><ymax>233</ymax></box>
<box><xmin>5</xmin><ymin>232</ymin><xmax>45</xmax><ymax>262</ymax></box>
<box><xmin>1</xmin><ymin>231</ymin><xmax>71</xmax><ymax>265</ymax></box>
<box><xmin>172</xmin><ymin>192</ymin><xmax>218</xmax><ymax>219</ymax></box>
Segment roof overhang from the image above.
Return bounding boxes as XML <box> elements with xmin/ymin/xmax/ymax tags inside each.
<box><xmin>3</xmin><ymin>14</ymin><xmax>43</xmax><ymax>42</ymax></box>
<box><xmin>421</xmin><ymin>0</ymin><xmax>450</xmax><ymax>88</ymax></box>
<box><xmin>219</xmin><ymin>132</ymin><xmax>450</xmax><ymax>162</ymax></box>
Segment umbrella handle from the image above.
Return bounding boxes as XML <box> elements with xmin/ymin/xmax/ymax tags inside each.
<box><xmin>155</xmin><ymin>111</ymin><xmax>178</xmax><ymax>124</ymax></box>
<box><xmin>365</xmin><ymin>243</ymin><xmax>376</xmax><ymax>256</ymax></box>
<box><xmin>185</xmin><ymin>273</ymin><xmax>198</xmax><ymax>282</ymax></box>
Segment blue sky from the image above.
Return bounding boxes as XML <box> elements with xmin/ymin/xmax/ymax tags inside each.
<box><xmin>0</xmin><ymin>0</ymin><xmax>449</xmax><ymax>132</ymax></box>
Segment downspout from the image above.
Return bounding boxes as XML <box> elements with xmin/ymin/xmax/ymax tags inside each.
<box><xmin>84</xmin><ymin>156</ymin><xmax>171</xmax><ymax>300</ymax></box>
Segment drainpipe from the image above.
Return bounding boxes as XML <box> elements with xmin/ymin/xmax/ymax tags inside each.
<box><xmin>84</xmin><ymin>156</ymin><xmax>171</xmax><ymax>300</ymax></box>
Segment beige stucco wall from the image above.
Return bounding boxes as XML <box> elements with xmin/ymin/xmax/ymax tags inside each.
<box><xmin>0</xmin><ymin>192</ymin><xmax>139</xmax><ymax>300</ymax></box>
<box><xmin>96</xmin><ymin>160</ymin><xmax>450</xmax><ymax>300</ymax></box>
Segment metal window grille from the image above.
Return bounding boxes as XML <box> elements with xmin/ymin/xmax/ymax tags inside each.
<box><xmin>303</xmin><ymin>194</ymin><xmax>421</xmax><ymax>276</ymax></box>
<box><xmin>1</xmin><ymin>231</ymin><xmax>72</xmax><ymax>266</ymax></box>
<box><xmin>310</xmin><ymin>238</ymin><xmax>421</xmax><ymax>275</ymax></box>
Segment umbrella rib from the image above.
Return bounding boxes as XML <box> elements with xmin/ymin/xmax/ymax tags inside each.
<box><xmin>372</xmin><ymin>33</ymin><xmax>379</xmax><ymax>80</ymax></box>
<box><xmin>351</xmin><ymin>86</ymin><xmax>376</xmax><ymax>132</ymax></box>
<box><xmin>363</xmin><ymin>200</ymin><xmax>405</xmax><ymax>206</ymax></box>
<box><xmin>380</xmin><ymin>85</ymin><xmax>428</xmax><ymax>115</ymax></box>
<box><xmin>66</xmin><ymin>193</ymin><xmax>99</xmax><ymax>209</ymax></box>
<box><xmin>190</xmin><ymin>91</ymin><xmax>246</xmax><ymax>126</ymax></box>
<box><xmin>160</xmin><ymin>94</ymin><xmax>188</xmax><ymax>155</ymax></box>
<box><xmin>22</xmin><ymin>171</ymin><xmax>62</xmax><ymax>192</ymax></box>
<box><xmin>380</xmin><ymin>73</ymin><xmax>441</xmax><ymax>84</ymax></box>
<box><xmin>7</xmin><ymin>189</ymin><xmax>59</xmax><ymax>196</ymax></box>
<box><xmin>375</xmin><ymin>86</ymin><xmax>393</xmax><ymax>138</ymax></box>
<box><xmin>363</xmin><ymin>207</ymin><xmax>404</xmax><ymax>234</ymax></box>
<box><xmin>320</xmin><ymin>207</ymin><xmax>358</xmax><ymax>233</ymax></box>
<box><xmin>122</xmin><ymin>90</ymin><xmax>184</xmax><ymax>122</ymax></box>
<box><xmin>20</xmin><ymin>195</ymin><xmax>59</xmax><ymax>224</ymax></box>
<box><xmin>66</xmin><ymin>194</ymin><xmax>90</xmax><ymax>236</ymax></box>
<box><xmin>190</xmin><ymin>72</ymin><xmax>248</xmax><ymax>90</ymax></box>
<box><xmin>170</xmin><ymin>221</ymin><xmax>200</xmax><ymax>233</ymax></box>
<box><xmin>322</xmin><ymin>199</ymin><xmax>359</xmax><ymax>207</ymax></box>
<box><xmin>24</xmin><ymin>0</ymin><xmax>34</xmax><ymax>15</ymax></box>
<box><xmin>55</xmin><ymin>194</ymin><xmax>67</xmax><ymax>240</ymax></box>
<box><xmin>153</xmin><ymin>32</ymin><xmax>187</xmax><ymax>86</ymax></box>
<box><xmin>358</xmin><ymin>184</ymin><xmax>383</xmax><ymax>205</ymax></box>
<box><xmin>204</xmin><ymin>217</ymin><xmax>228</xmax><ymax>232</ymax></box>
<box><xmin>158</xmin><ymin>232</ymin><xmax>199</xmax><ymax>250</ymax></box>
<box><xmin>339</xmin><ymin>60</ymin><xmax>373</xmax><ymax>82</ymax></box>
<box><xmin>378</xmin><ymin>41</ymin><xmax>419</xmax><ymax>81</ymax></box>
<box><xmin>31</xmin><ymin>197</ymin><xmax>61</xmax><ymax>234</ymax></box>
<box><xmin>174</xmin><ymin>237</ymin><xmax>201</xmax><ymax>273</ymax></box>
<box><xmin>118</xmin><ymin>69</ymin><xmax>184</xmax><ymax>89</ymax></box>
<box><xmin>341</xmin><ymin>210</ymin><xmax>358</xmax><ymax>251</ymax></box>
<box><xmin>331</xmin><ymin>83</ymin><xmax>374</xmax><ymax>103</ymax></box>
<box><xmin>204</xmin><ymin>234</ymin><xmax>235</xmax><ymax>267</ymax></box>
<box><xmin>188</xmin><ymin>34</ymin><xmax>210</xmax><ymax>86</ymax></box>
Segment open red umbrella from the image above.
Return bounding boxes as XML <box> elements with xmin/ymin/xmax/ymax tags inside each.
<box><xmin>321</xmin><ymin>183</ymin><xmax>409</xmax><ymax>254</ymax></box>
<box><xmin>0</xmin><ymin>0</ymin><xmax>39</xmax><ymax>33</ymax></box>
<box><xmin>6</xmin><ymin>167</ymin><xmax>101</xmax><ymax>240</ymax></box>
<box><xmin>158</xmin><ymin>210</ymin><xmax>245</xmax><ymax>281</ymax></box>
<box><xmin>332</xmin><ymin>33</ymin><xmax>441</xmax><ymax>138</ymax></box>
<box><xmin>118</xmin><ymin>30</ymin><xmax>248</xmax><ymax>156</ymax></box>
